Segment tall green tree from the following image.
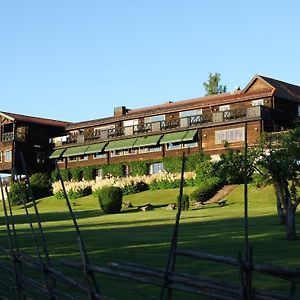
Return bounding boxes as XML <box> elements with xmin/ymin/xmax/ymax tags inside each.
<box><xmin>254</xmin><ymin>128</ymin><xmax>300</xmax><ymax>240</ymax></box>
<box><xmin>203</xmin><ymin>72</ymin><xmax>227</xmax><ymax>96</ymax></box>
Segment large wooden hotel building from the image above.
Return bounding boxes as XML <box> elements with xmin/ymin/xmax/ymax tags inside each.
<box><xmin>1</xmin><ymin>75</ymin><xmax>300</xmax><ymax>176</ymax></box>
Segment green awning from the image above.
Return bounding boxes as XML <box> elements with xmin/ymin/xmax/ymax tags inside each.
<box><xmin>49</xmin><ymin>148</ymin><xmax>65</xmax><ymax>159</ymax></box>
<box><xmin>105</xmin><ymin>138</ymin><xmax>137</xmax><ymax>151</ymax></box>
<box><xmin>85</xmin><ymin>143</ymin><xmax>107</xmax><ymax>154</ymax></box>
<box><xmin>160</xmin><ymin>131</ymin><xmax>188</xmax><ymax>144</ymax></box>
<box><xmin>63</xmin><ymin>145</ymin><xmax>89</xmax><ymax>157</ymax></box>
<box><xmin>182</xmin><ymin>130</ymin><xmax>197</xmax><ymax>142</ymax></box>
<box><xmin>134</xmin><ymin>135</ymin><xmax>162</xmax><ymax>147</ymax></box>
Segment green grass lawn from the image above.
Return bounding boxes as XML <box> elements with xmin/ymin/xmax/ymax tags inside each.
<box><xmin>0</xmin><ymin>185</ymin><xmax>299</xmax><ymax>299</ymax></box>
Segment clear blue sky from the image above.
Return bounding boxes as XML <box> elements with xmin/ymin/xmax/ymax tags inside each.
<box><xmin>1</xmin><ymin>1</ymin><xmax>299</xmax><ymax>122</ymax></box>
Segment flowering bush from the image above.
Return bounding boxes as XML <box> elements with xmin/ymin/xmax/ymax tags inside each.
<box><xmin>52</xmin><ymin>171</ymin><xmax>196</xmax><ymax>199</ymax></box>
<box><xmin>52</xmin><ymin>180</ymin><xmax>93</xmax><ymax>199</ymax></box>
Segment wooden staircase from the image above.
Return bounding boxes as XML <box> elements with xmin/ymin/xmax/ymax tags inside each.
<box><xmin>205</xmin><ymin>184</ymin><xmax>238</xmax><ymax>204</ymax></box>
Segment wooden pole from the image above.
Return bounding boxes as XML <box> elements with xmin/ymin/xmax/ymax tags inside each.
<box><xmin>160</xmin><ymin>152</ymin><xmax>186</xmax><ymax>300</ymax></box>
<box><xmin>55</xmin><ymin>161</ymin><xmax>101</xmax><ymax>299</ymax></box>
<box><xmin>0</xmin><ymin>178</ymin><xmax>23</xmax><ymax>299</ymax></box>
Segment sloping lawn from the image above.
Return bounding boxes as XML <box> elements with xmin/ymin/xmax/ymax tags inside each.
<box><xmin>0</xmin><ymin>185</ymin><xmax>299</xmax><ymax>299</ymax></box>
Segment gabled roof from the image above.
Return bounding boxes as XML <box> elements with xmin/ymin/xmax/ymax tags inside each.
<box><xmin>0</xmin><ymin>111</ymin><xmax>71</xmax><ymax>127</ymax></box>
<box><xmin>260</xmin><ymin>75</ymin><xmax>300</xmax><ymax>102</ymax></box>
<box><xmin>243</xmin><ymin>74</ymin><xmax>300</xmax><ymax>102</ymax></box>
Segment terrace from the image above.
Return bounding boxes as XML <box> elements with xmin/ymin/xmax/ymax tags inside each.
<box><xmin>54</xmin><ymin>105</ymin><xmax>272</xmax><ymax>146</ymax></box>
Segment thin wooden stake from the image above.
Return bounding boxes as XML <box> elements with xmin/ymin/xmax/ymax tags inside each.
<box><xmin>0</xmin><ymin>178</ymin><xmax>24</xmax><ymax>299</ymax></box>
<box><xmin>160</xmin><ymin>152</ymin><xmax>186</xmax><ymax>300</ymax></box>
<box><xmin>55</xmin><ymin>161</ymin><xmax>101</xmax><ymax>299</ymax></box>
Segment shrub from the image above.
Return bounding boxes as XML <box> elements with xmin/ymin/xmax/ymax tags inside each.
<box><xmin>178</xmin><ymin>194</ymin><xmax>190</xmax><ymax>211</ymax></box>
<box><xmin>128</xmin><ymin>161</ymin><xmax>149</xmax><ymax>176</ymax></box>
<box><xmin>186</xmin><ymin>153</ymin><xmax>210</xmax><ymax>172</ymax></box>
<box><xmin>195</xmin><ymin>158</ymin><xmax>216</xmax><ymax>183</ymax></box>
<box><xmin>70</xmin><ymin>168</ymin><xmax>82</xmax><ymax>182</ymax></box>
<box><xmin>122</xmin><ymin>181</ymin><xmax>148</xmax><ymax>195</ymax></box>
<box><xmin>60</xmin><ymin>169</ymin><xmax>70</xmax><ymax>181</ymax></box>
<box><xmin>52</xmin><ymin>180</ymin><xmax>93</xmax><ymax>199</ymax></box>
<box><xmin>190</xmin><ymin>177</ymin><xmax>221</xmax><ymax>203</ymax></box>
<box><xmin>163</xmin><ymin>157</ymin><xmax>182</xmax><ymax>173</ymax></box>
<box><xmin>51</xmin><ymin>169</ymin><xmax>60</xmax><ymax>182</ymax></box>
<box><xmin>98</xmin><ymin>186</ymin><xmax>123</xmax><ymax>214</ymax></box>
<box><xmin>67</xmin><ymin>186</ymin><xmax>92</xmax><ymax>199</ymax></box>
<box><xmin>83</xmin><ymin>166</ymin><xmax>95</xmax><ymax>181</ymax></box>
<box><xmin>8</xmin><ymin>182</ymin><xmax>29</xmax><ymax>206</ymax></box>
<box><xmin>251</xmin><ymin>169</ymin><xmax>272</xmax><ymax>188</ymax></box>
<box><xmin>102</xmin><ymin>164</ymin><xmax>125</xmax><ymax>177</ymax></box>
<box><xmin>29</xmin><ymin>172</ymin><xmax>52</xmax><ymax>199</ymax></box>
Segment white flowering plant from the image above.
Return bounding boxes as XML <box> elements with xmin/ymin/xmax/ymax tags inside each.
<box><xmin>52</xmin><ymin>171</ymin><xmax>196</xmax><ymax>199</ymax></box>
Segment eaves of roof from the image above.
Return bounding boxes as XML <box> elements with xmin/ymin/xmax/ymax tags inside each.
<box><xmin>66</xmin><ymin>89</ymin><xmax>274</xmax><ymax>130</ymax></box>
<box><xmin>1</xmin><ymin>111</ymin><xmax>72</xmax><ymax>127</ymax></box>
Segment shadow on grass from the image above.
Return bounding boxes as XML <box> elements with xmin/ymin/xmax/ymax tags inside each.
<box><xmin>0</xmin><ymin>209</ymin><xmax>299</xmax><ymax>300</ymax></box>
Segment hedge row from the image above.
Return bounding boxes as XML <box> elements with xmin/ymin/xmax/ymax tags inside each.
<box><xmin>51</xmin><ymin>154</ymin><xmax>207</xmax><ymax>182</ymax></box>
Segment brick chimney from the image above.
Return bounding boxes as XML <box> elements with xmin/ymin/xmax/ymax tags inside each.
<box><xmin>114</xmin><ymin>106</ymin><xmax>127</xmax><ymax>117</ymax></box>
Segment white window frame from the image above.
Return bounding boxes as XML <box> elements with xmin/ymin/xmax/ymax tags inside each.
<box><xmin>0</xmin><ymin>151</ymin><xmax>2</xmax><ymax>163</ymax></box>
<box><xmin>215</xmin><ymin>127</ymin><xmax>245</xmax><ymax>144</ymax></box>
<box><xmin>110</xmin><ymin>148</ymin><xmax>137</xmax><ymax>157</ymax></box>
<box><xmin>138</xmin><ymin>145</ymin><xmax>162</xmax><ymax>153</ymax></box>
<box><xmin>252</xmin><ymin>99</ymin><xmax>264</xmax><ymax>106</ymax></box>
<box><xmin>4</xmin><ymin>150</ymin><xmax>12</xmax><ymax>162</ymax></box>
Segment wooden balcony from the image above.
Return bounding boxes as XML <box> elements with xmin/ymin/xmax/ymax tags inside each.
<box><xmin>1</xmin><ymin>132</ymin><xmax>26</xmax><ymax>143</ymax></box>
<box><xmin>59</xmin><ymin>106</ymin><xmax>272</xmax><ymax>146</ymax></box>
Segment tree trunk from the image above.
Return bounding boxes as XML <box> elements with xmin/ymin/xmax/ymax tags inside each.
<box><xmin>286</xmin><ymin>203</ymin><xmax>297</xmax><ymax>240</ymax></box>
<box><xmin>272</xmin><ymin>180</ymin><xmax>285</xmax><ymax>225</ymax></box>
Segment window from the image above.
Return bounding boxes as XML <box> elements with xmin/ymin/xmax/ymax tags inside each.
<box><xmin>182</xmin><ymin>141</ymin><xmax>198</xmax><ymax>148</ymax></box>
<box><xmin>144</xmin><ymin>115</ymin><xmax>165</xmax><ymax>132</ymax></box>
<box><xmin>215</xmin><ymin>127</ymin><xmax>245</xmax><ymax>144</ymax></box>
<box><xmin>219</xmin><ymin>105</ymin><xmax>230</xmax><ymax>111</ymax></box>
<box><xmin>79</xmin><ymin>155</ymin><xmax>88</xmax><ymax>161</ymax></box>
<box><xmin>139</xmin><ymin>146</ymin><xmax>162</xmax><ymax>153</ymax></box>
<box><xmin>144</xmin><ymin>115</ymin><xmax>165</xmax><ymax>123</ymax></box>
<box><xmin>93</xmin><ymin>152</ymin><xmax>107</xmax><ymax>159</ymax></box>
<box><xmin>0</xmin><ymin>151</ymin><xmax>2</xmax><ymax>163</ymax></box>
<box><xmin>110</xmin><ymin>148</ymin><xmax>137</xmax><ymax>157</ymax></box>
<box><xmin>4</xmin><ymin>150</ymin><xmax>12</xmax><ymax>162</ymax></box>
<box><xmin>219</xmin><ymin>105</ymin><xmax>231</xmax><ymax>119</ymax></box>
<box><xmin>94</xmin><ymin>125</ymin><xmax>115</xmax><ymax>139</ymax></box>
<box><xmin>179</xmin><ymin>109</ymin><xmax>202</xmax><ymax>127</ymax></box>
<box><xmin>149</xmin><ymin>162</ymin><xmax>164</xmax><ymax>174</ymax></box>
<box><xmin>298</xmin><ymin>105</ymin><xmax>300</xmax><ymax>117</ymax></box>
<box><xmin>36</xmin><ymin>152</ymin><xmax>46</xmax><ymax>164</ymax></box>
<box><xmin>123</xmin><ymin>119</ymin><xmax>138</xmax><ymax>136</ymax></box>
<box><xmin>95</xmin><ymin>168</ymin><xmax>103</xmax><ymax>179</ymax></box>
<box><xmin>68</xmin><ymin>156</ymin><xmax>77</xmax><ymax>162</ymax></box>
<box><xmin>252</xmin><ymin>99</ymin><xmax>264</xmax><ymax>106</ymax></box>
<box><xmin>167</xmin><ymin>142</ymin><xmax>181</xmax><ymax>150</ymax></box>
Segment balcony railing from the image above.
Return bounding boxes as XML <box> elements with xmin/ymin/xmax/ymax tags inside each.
<box><xmin>1</xmin><ymin>132</ymin><xmax>26</xmax><ymax>142</ymax></box>
<box><xmin>58</xmin><ymin>106</ymin><xmax>272</xmax><ymax>146</ymax></box>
